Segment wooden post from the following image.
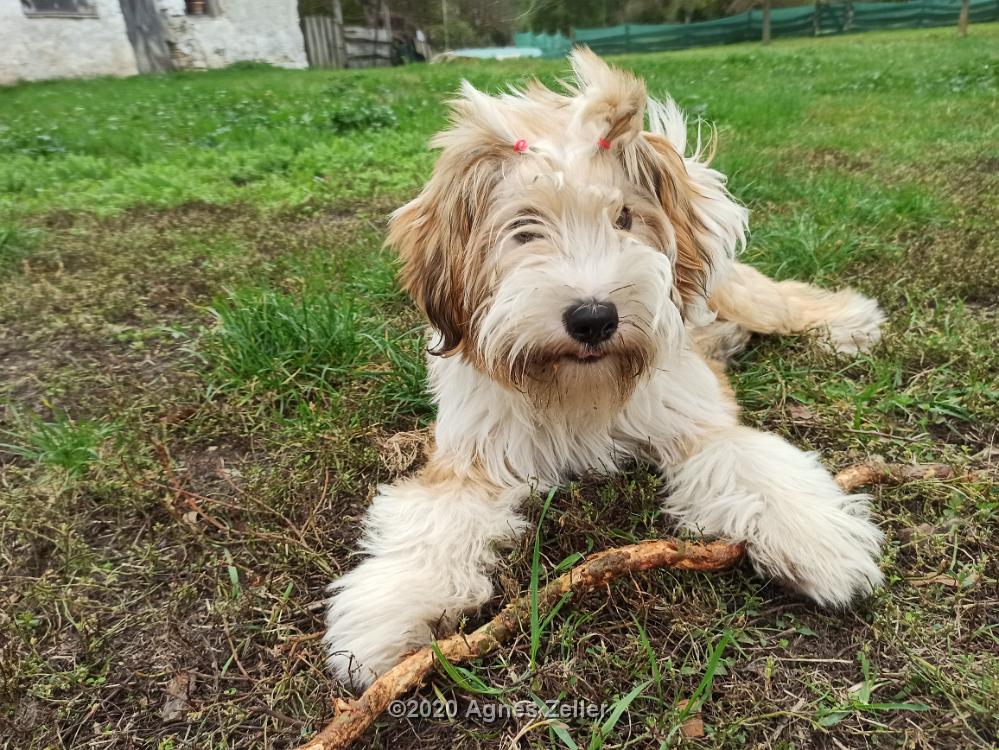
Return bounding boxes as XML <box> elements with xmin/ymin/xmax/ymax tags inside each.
<box><xmin>380</xmin><ymin>0</ymin><xmax>392</xmax><ymax>64</ymax></box>
<box><xmin>762</xmin><ymin>0</ymin><xmax>772</xmax><ymax>44</ymax></box>
<box><xmin>959</xmin><ymin>0</ymin><xmax>970</xmax><ymax>35</ymax></box>
<box><xmin>331</xmin><ymin>0</ymin><xmax>346</xmax><ymax>68</ymax></box>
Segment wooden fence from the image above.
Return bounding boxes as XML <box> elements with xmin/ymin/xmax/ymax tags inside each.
<box><xmin>302</xmin><ymin>15</ymin><xmax>344</xmax><ymax>68</ymax></box>
<box><xmin>301</xmin><ymin>16</ymin><xmax>393</xmax><ymax>68</ymax></box>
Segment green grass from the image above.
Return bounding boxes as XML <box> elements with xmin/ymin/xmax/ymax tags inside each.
<box><xmin>205</xmin><ymin>284</ymin><xmax>430</xmax><ymax>417</ymax></box>
<box><xmin>0</xmin><ymin>222</ymin><xmax>42</xmax><ymax>274</ymax></box>
<box><xmin>1</xmin><ymin>24</ymin><xmax>997</xmax><ymax>750</ymax></box>
<box><xmin>0</xmin><ymin>413</ymin><xmax>117</xmax><ymax>478</ymax></box>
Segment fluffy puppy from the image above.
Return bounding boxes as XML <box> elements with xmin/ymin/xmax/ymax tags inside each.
<box><xmin>324</xmin><ymin>49</ymin><xmax>886</xmax><ymax>687</ymax></box>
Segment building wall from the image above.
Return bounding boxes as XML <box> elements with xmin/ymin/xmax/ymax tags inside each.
<box><xmin>158</xmin><ymin>0</ymin><xmax>308</xmax><ymax>70</ymax></box>
<box><xmin>0</xmin><ymin>0</ymin><xmax>139</xmax><ymax>85</ymax></box>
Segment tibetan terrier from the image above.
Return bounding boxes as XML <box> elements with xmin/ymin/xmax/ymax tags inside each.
<box><xmin>324</xmin><ymin>50</ymin><xmax>886</xmax><ymax>687</ymax></box>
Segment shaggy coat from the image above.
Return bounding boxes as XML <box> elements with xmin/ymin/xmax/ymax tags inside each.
<box><xmin>324</xmin><ymin>50</ymin><xmax>886</xmax><ymax>687</ymax></box>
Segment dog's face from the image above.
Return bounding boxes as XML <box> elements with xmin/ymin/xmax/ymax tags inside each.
<box><xmin>389</xmin><ymin>50</ymin><xmax>746</xmax><ymax>409</ymax></box>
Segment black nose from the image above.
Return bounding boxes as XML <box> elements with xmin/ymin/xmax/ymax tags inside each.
<box><xmin>563</xmin><ymin>301</ymin><xmax>619</xmax><ymax>346</ymax></box>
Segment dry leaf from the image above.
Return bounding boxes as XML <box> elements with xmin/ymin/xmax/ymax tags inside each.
<box><xmin>160</xmin><ymin>671</ymin><xmax>194</xmax><ymax>722</ymax></box>
<box><xmin>896</xmin><ymin>523</ymin><xmax>937</xmax><ymax>544</ymax></box>
<box><xmin>910</xmin><ymin>573</ymin><xmax>959</xmax><ymax>588</ymax></box>
<box><xmin>677</xmin><ymin>699</ymin><xmax>705</xmax><ymax>738</ymax></box>
<box><xmin>787</xmin><ymin>404</ymin><xmax>818</xmax><ymax>423</ymax></box>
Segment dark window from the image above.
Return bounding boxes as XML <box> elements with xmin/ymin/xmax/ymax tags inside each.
<box><xmin>185</xmin><ymin>0</ymin><xmax>220</xmax><ymax>16</ymax></box>
<box><xmin>21</xmin><ymin>0</ymin><xmax>98</xmax><ymax>17</ymax></box>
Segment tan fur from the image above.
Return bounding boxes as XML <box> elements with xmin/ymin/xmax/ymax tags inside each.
<box><xmin>419</xmin><ymin>452</ymin><xmax>497</xmax><ymax>491</ymax></box>
<box><xmin>635</xmin><ymin>132</ymin><xmax>712</xmax><ymax>311</ymax></box>
<box><xmin>712</xmin><ymin>262</ymin><xmax>834</xmax><ymax>333</ymax></box>
<box><xmin>703</xmin><ymin>355</ymin><xmax>739</xmax><ymax>406</ymax></box>
<box><xmin>709</xmin><ymin>262</ymin><xmax>884</xmax><ymax>353</ymax></box>
<box><xmin>568</xmin><ymin>48</ymin><xmax>647</xmax><ymax>148</ymax></box>
<box><xmin>388</xmin><ymin>142</ymin><xmax>506</xmax><ymax>357</ymax></box>
<box><xmin>689</xmin><ymin>320</ymin><xmax>753</xmax><ymax>364</ymax></box>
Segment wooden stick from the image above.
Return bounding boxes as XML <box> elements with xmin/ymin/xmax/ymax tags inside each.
<box><xmin>296</xmin><ymin>461</ymin><xmax>953</xmax><ymax>750</ymax></box>
<box><xmin>297</xmin><ymin>539</ymin><xmax>742</xmax><ymax>750</ymax></box>
<box><xmin>832</xmin><ymin>459</ymin><xmax>954</xmax><ymax>491</ymax></box>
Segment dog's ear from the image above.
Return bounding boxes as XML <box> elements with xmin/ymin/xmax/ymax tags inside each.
<box><xmin>567</xmin><ymin>52</ymin><xmax>741</xmax><ymax>318</ymax></box>
<box><xmin>630</xmin><ymin>99</ymin><xmax>748</xmax><ymax>322</ymax></box>
<box><xmin>635</xmin><ymin>132</ymin><xmax>712</xmax><ymax>313</ymax></box>
<box><xmin>388</xmin><ymin>158</ymin><xmax>497</xmax><ymax>356</ymax></box>
<box><xmin>568</xmin><ymin>47</ymin><xmax>647</xmax><ymax>149</ymax></box>
<box><xmin>388</xmin><ymin>86</ymin><xmax>508</xmax><ymax>356</ymax></box>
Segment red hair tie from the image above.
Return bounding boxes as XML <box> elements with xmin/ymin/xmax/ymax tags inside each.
<box><xmin>513</xmin><ymin>139</ymin><xmax>528</xmax><ymax>153</ymax></box>
<box><xmin>597</xmin><ymin>137</ymin><xmax>612</xmax><ymax>150</ymax></box>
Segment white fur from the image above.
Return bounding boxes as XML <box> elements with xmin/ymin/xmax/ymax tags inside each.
<box><xmin>326</xmin><ymin>343</ymin><xmax>884</xmax><ymax>686</ymax></box>
<box><xmin>664</xmin><ymin>426</ymin><xmax>884</xmax><ymax>606</ymax></box>
<box><xmin>807</xmin><ymin>286</ymin><xmax>886</xmax><ymax>354</ymax></box>
<box><xmin>324</xmin><ymin>478</ymin><xmax>529</xmax><ymax>687</ymax></box>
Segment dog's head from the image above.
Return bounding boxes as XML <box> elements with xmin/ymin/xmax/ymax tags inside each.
<box><xmin>388</xmin><ymin>49</ymin><xmax>747</xmax><ymax>409</ymax></box>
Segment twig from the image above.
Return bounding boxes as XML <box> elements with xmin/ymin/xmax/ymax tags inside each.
<box><xmin>152</xmin><ymin>439</ymin><xmax>232</xmax><ymax>533</ymax></box>
<box><xmin>296</xmin><ymin>461</ymin><xmax>954</xmax><ymax>750</ymax></box>
<box><xmin>833</xmin><ymin>459</ymin><xmax>954</xmax><ymax>491</ymax></box>
<box><xmin>149</xmin><ymin>440</ymin><xmax>326</xmax><ymax>554</ymax></box>
<box><xmin>253</xmin><ymin>701</ymin><xmax>309</xmax><ymax>729</ymax></box>
<box><xmin>298</xmin><ymin>540</ymin><xmax>743</xmax><ymax>750</ymax></box>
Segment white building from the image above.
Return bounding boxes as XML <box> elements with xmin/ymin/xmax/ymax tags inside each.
<box><xmin>1</xmin><ymin>0</ymin><xmax>308</xmax><ymax>86</ymax></box>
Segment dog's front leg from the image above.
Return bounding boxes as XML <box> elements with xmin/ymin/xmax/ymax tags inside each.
<box><xmin>661</xmin><ymin>422</ymin><xmax>884</xmax><ymax>607</ymax></box>
<box><xmin>324</xmin><ymin>462</ymin><xmax>529</xmax><ymax>688</ymax></box>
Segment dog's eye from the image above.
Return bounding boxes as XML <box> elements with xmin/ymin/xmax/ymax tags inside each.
<box><xmin>615</xmin><ymin>207</ymin><xmax>633</xmax><ymax>231</ymax></box>
<box><xmin>510</xmin><ymin>218</ymin><xmax>542</xmax><ymax>244</ymax></box>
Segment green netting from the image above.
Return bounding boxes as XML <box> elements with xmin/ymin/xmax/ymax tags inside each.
<box><xmin>515</xmin><ymin>0</ymin><xmax>999</xmax><ymax>57</ymax></box>
<box><xmin>512</xmin><ymin>31</ymin><xmax>572</xmax><ymax>58</ymax></box>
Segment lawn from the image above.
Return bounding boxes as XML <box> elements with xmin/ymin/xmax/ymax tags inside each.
<box><xmin>1</xmin><ymin>24</ymin><xmax>997</xmax><ymax>749</ymax></box>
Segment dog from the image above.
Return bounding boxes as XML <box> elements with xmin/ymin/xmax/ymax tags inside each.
<box><xmin>324</xmin><ymin>50</ymin><xmax>886</xmax><ymax>688</ymax></box>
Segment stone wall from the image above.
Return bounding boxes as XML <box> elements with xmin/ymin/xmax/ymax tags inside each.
<box><xmin>0</xmin><ymin>0</ymin><xmax>139</xmax><ymax>85</ymax></box>
<box><xmin>157</xmin><ymin>0</ymin><xmax>308</xmax><ymax>70</ymax></box>
<box><xmin>0</xmin><ymin>0</ymin><xmax>307</xmax><ymax>85</ymax></box>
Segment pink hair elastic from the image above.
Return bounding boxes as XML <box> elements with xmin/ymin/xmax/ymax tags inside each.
<box><xmin>513</xmin><ymin>139</ymin><xmax>528</xmax><ymax>153</ymax></box>
<box><xmin>597</xmin><ymin>137</ymin><xmax>612</xmax><ymax>150</ymax></box>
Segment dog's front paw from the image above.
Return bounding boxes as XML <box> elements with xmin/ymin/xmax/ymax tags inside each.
<box><xmin>323</xmin><ymin>563</ymin><xmax>437</xmax><ymax>689</ymax></box>
<box><xmin>817</xmin><ymin>288</ymin><xmax>885</xmax><ymax>355</ymax></box>
<box><xmin>751</xmin><ymin>493</ymin><xmax>885</xmax><ymax>608</ymax></box>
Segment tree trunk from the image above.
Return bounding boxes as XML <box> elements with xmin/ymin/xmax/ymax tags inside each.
<box><xmin>361</xmin><ymin>0</ymin><xmax>378</xmax><ymax>27</ymax></box>
<box><xmin>380</xmin><ymin>0</ymin><xmax>391</xmax><ymax>32</ymax></box>
<box><xmin>959</xmin><ymin>0</ymin><xmax>970</xmax><ymax>36</ymax></box>
<box><xmin>441</xmin><ymin>0</ymin><xmax>450</xmax><ymax>50</ymax></box>
<box><xmin>762</xmin><ymin>0</ymin><xmax>772</xmax><ymax>45</ymax></box>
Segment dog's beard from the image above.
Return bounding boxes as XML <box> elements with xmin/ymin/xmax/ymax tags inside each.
<box><xmin>483</xmin><ymin>328</ymin><xmax>659</xmax><ymax>415</ymax></box>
